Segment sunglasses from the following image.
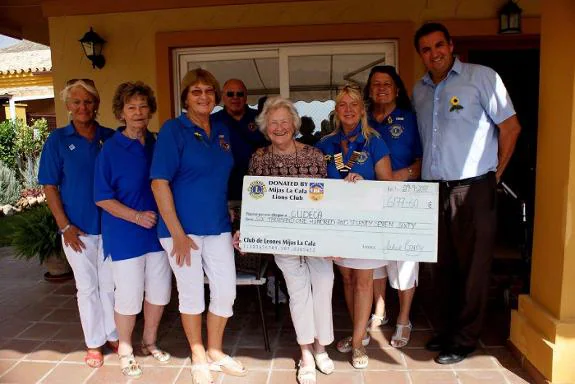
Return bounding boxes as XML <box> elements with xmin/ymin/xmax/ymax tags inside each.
<box><xmin>225</xmin><ymin>91</ymin><xmax>245</xmax><ymax>98</ymax></box>
<box><xmin>189</xmin><ymin>88</ymin><xmax>216</xmax><ymax>97</ymax></box>
<box><xmin>66</xmin><ymin>78</ymin><xmax>95</xmax><ymax>87</ymax></box>
<box><xmin>339</xmin><ymin>83</ymin><xmax>361</xmax><ymax>91</ymax></box>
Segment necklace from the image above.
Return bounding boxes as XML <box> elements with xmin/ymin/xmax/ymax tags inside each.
<box><xmin>123</xmin><ymin>128</ymin><xmax>144</xmax><ymax>141</ymax></box>
<box><xmin>270</xmin><ymin>140</ymin><xmax>299</xmax><ymax>176</ymax></box>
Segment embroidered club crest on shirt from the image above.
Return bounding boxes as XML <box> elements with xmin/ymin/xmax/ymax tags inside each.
<box><xmin>68</xmin><ymin>144</ymin><xmax>76</xmax><ymax>151</ymax></box>
<box><xmin>389</xmin><ymin>124</ymin><xmax>404</xmax><ymax>139</ymax></box>
<box><xmin>449</xmin><ymin>96</ymin><xmax>464</xmax><ymax>112</ymax></box>
<box><xmin>357</xmin><ymin>151</ymin><xmax>369</xmax><ymax>164</ymax></box>
<box><xmin>247</xmin><ymin>122</ymin><xmax>257</xmax><ymax>132</ymax></box>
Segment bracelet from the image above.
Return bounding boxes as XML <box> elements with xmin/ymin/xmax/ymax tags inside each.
<box><xmin>135</xmin><ymin>211</ymin><xmax>141</xmax><ymax>224</ymax></box>
<box><xmin>59</xmin><ymin>224</ymin><xmax>71</xmax><ymax>235</ymax></box>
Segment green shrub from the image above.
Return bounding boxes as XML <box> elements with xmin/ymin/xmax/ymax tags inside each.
<box><xmin>0</xmin><ymin>160</ymin><xmax>21</xmax><ymax>206</ymax></box>
<box><xmin>0</xmin><ymin>120</ymin><xmax>17</xmax><ymax>172</ymax></box>
<box><xmin>10</xmin><ymin>204</ymin><xmax>63</xmax><ymax>263</ymax></box>
<box><xmin>15</xmin><ymin>118</ymin><xmax>48</xmax><ymax>164</ymax></box>
<box><xmin>20</xmin><ymin>155</ymin><xmax>41</xmax><ymax>190</ymax></box>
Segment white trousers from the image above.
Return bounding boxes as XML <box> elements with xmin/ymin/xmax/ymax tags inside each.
<box><xmin>63</xmin><ymin>234</ymin><xmax>117</xmax><ymax>348</ymax></box>
<box><xmin>274</xmin><ymin>255</ymin><xmax>334</xmax><ymax>346</ymax></box>
<box><xmin>111</xmin><ymin>251</ymin><xmax>172</xmax><ymax>315</ymax></box>
<box><xmin>373</xmin><ymin>261</ymin><xmax>419</xmax><ymax>290</ymax></box>
<box><xmin>160</xmin><ymin>233</ymin><xmax>236</xmax><ymax>317</ymax></box>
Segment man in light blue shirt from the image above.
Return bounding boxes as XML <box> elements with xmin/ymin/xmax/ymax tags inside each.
<box><xmin>412</xmin><ymin>22</ymin><xmax>521</xmax><ymax>364</ymax></box>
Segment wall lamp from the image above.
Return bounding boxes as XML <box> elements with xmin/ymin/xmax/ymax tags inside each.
<box><xmin>79</xmin><ymin>27</ymin><xmax>106</xmax><ymax>69</ymax></box>
<box><xmin>498</xmin><ymin>0</ymin><xmax>522</xmax><ymax>34</ymax></box>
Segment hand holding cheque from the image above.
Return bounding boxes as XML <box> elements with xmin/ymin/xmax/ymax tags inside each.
<box><xmin>239</xmin><ymin>176</ymin><xmax>438</xmax><ymax>262</ymax></box>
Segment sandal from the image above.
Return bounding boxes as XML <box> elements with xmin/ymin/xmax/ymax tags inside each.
<box><xmin>141</xmin><ymin>341</ymin><xmax>171</xmax><ymax>363</ymax></box>
<box><xmin>297</xmin><ymin>360</ymin><xmax>316</xmax><ymax>384</ymax></box>
<box><xmin>209</xmin><ymin>354</ymin><xmax>247</xmax><ymax>377</ymax></box>
<box><xmin>351</xmin><ymin>347</ymin><xmax>368</xmax><ymax>369</ymax></box>
<box><xmin>84</xmin><ymin>349</ymin><xmax>103</xmax><ymax>368</ymax></box>
<box><xmin>313</xmin><ymin>352</ymin><xmax>334</xmax><ymax>375</ymax></box>
<box><xmin>191</xmin><ymin>363</ymin><xmax>213</xmax><ymax>384</ymax></box>
<box><xmin>336</xmin><ymin>335</ymin><xmax>370</xmax><ymax>353</ymax></box>
<box><xmin>391</xmin><ymin>321</ymin><xmax>412</xmax><ymax>348</ymax></box>
<box><xmin>119</xmin><ymin>353</ymin><xmax>143</xmax><ymax>378</ymax></box>
<box><xmin>367</xmin><ymin>313</ymin><xmax>388</xmax><ymax>329</ymax></box>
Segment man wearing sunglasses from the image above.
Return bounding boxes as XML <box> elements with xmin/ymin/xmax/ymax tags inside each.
<box><xmin>213</xmin><ymin>79</ymin><xmax>268</xmax><ymax>202</ymax></box>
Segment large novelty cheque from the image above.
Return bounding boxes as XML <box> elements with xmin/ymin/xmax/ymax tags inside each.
<box><xmin>239</xmin><ymin>176</ymin><xmax>438</xmax><ymax>262</ymax></box>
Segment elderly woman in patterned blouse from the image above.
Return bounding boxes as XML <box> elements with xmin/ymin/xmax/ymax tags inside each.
<box><xmin>235</xmin><ymin>97</ymin><xmax>334</xmax><ymax>384</ymax></box>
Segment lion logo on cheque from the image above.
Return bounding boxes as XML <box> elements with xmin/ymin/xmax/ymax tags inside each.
<box><xmin>248</xmin><ymin>180</ymin><xmax>266</xmax><ymax>199</ymax></box>
<box><xmin>308</xmin><ymin>182</ymin><xmax>324</xmax><ymax>201</ymax></box>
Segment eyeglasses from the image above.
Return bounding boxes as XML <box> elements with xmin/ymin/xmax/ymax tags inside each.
<box><xmin>225</xmin><ymin>91</ymin><xmax>245</xmax><ymax>98</ymax></box>
<box><xmin>189</xmin><ymin>88</ymin><xmax>216</xmax><ymax>97</ymax></box>
<box><xmin>66</xmin><ymin>78</ymin><xmax>95</xmax><ymax>87</ymax></box>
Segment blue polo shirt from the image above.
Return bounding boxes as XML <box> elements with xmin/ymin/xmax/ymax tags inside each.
<box><xmin>412</xmin><ymin>58</ymin><xmax>516</xmax><ymax>181</ymax></box>
<box><xmin>150</xmin><ymin>113</ymin><xmax>234</xmax><ymax>238</ymax></box>
<box><xmin>94</xmin><ymin>129</ymin><xmax>163</xmax><ymax>261</ymax></box>
<box><xmin>212</xmin><ymin>107</ymin><xmax>268</xmax><ymax>200</ymax></box>
<box><xmin>316</xmin><ymin>128</ymin><xmax>390</xmax><ymax>180</ymax></box>
<box><xmin>38</xmin><ymin>122</ymin><xmax>115</xmax><ymax>235</ymax></box>
<box><xmin>368</xmin><ymin>109</ymin><xmax>422</xmax><ymax>171</ymax></box>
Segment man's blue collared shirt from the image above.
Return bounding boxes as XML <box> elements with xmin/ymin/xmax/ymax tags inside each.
<box><xmin>368</xmin><ymin>108</ymin><xmax>422</xmax><ymax>171</ymax></box>
<box><xmin>38</xmin><ymin>122</ymin><xmax>115</xmax><ymax>235</ymax></box>
<box><xmin>150</xmin><ymin>113</ymin><xmax>234</xmax><ymax>238</ymax></box>
<box><xmin>412</xmin><ymin>58</ymin><xmax>516</xmax><ymax>181</ymax></box>
<box><xmin>94</xmin><ymin>129</ymin><xmax>163</xmax><ymax>261</ymax></box>
<box><xmin>316</xmin><ymin>132</ymin><xmax>390</xmax><ymax>180</ymax></box>
<box><xmin>212</xmin><ymin>107</ymin><xmax>268</xmax><ymax>200</ymax></box>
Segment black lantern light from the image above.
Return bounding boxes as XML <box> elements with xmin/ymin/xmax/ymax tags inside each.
<box><xmin>498</xmin><ymin>0</ymin><xmax>522</xmax><ymax>34</ymax></box>
<box><xmin>79</xmin><ymin>27</ymin><xmax>106</xmax><ymax>69</ymax></box>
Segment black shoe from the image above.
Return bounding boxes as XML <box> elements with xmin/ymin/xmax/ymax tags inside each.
<box><xmin>434</xmin><ymin>345</ymin><xmax>476</xmax><ymax>365</ymax></box>
<box><xmin>425</xmin><ymin>335</ymin><xmax>448</xmax><ymax>352</ymax></box>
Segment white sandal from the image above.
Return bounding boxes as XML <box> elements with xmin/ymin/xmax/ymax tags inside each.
<box><xmin>191</xmin><ymin>363</ymin><xmax>213</xmax><ymax>384</ymax></box>
<box><xmin>391</xmin><ymin>322</ymin><xmax>412</xmax><ymax>348</ymax></box>
<box><xmin>367</xmin><ymin>313</ymin><xmax>389</xmax><ymax>329</ymax></box>
<box><xmin>313</xmin><ymin>352</ymin><xmax>334</xmax><ymax>375</ymax></box>
<box><xmin>297</xmin><ymin>360</ymin><xmax>316</xmax><ymax>384</ymax></box>
<box><xmin>336</xmin><ymin>335</ymin><xmax>370</xmax><ymax>353</ymax></box>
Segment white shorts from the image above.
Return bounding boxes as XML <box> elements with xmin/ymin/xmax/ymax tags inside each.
<box><xmin>373</xmin><ymin>261</ymin><xmax>419</xmax><ymax>290</ymax></box>
<box><xmin>335</xmin><ymin>258</ymin><xmax>388</xmax><ymax>270</ymax></box>
<box><xmin>111</xmin><ymin>251</ymin><xmax>172</xmax><ymax>315</ymax></box>
<box><xmin>160</xmin><ymin>233</ymin><xmax>236</xmax><ymax>317</ymax></box>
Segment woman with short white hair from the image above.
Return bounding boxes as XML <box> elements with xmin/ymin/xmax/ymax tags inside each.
<box><xmin>238</xmin><ymin>96</ymin><xmax>334</xmax><ymax>384</ymax></box>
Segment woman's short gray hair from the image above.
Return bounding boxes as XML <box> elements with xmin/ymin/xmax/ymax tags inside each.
<box><xmin>60</xmin><ymin>79</ymin><xmax>100</xmax><ymax>105</ymax></box>
<box><xmin>255</xmin><ymin>96</ymin><xmax>301</xmax><ymax>139</ymax></box>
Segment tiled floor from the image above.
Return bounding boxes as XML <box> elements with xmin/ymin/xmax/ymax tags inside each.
<box><xmin>0</xmin><ymin>247</ymin><xmax>536</xmax><ymax>384</ymax></box>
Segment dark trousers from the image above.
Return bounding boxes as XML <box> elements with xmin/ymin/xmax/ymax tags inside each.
<box><xmin>433</xmin><ymin>173</ymin><xmax>497</xmax><ymax>348</ymax></box>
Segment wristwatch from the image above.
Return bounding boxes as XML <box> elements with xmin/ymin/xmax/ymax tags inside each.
<box><xmin>407</xmin><ymin>167</ymin><xmax>413</xmax><ymax>179</ymax></box>
<box><xmin>58</xmin><ymin>224</ymin><xmax>71</xmax><ymax>235</ymax></box>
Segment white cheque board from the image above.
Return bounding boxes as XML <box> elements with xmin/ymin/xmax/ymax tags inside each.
<box><xmin>239</xmin><ymin>176</ymin><xmax>438</xmax><ymax>262</ymax></box>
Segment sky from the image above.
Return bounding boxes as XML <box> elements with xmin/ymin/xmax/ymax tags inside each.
<box><xmin>0</xmin><ymin>35</ymin><xmax>20</xmax><ymax>49</ymax></box>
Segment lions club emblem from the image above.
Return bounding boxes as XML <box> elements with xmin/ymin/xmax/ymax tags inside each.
<box><xmin>389</xmin><ymin>124</ymin><xmax>404</xmax><ymax>139</ymax></box>
<box><xmin>248</xmin><ymin>122</ymin><xmax>258</xmax><ymax>132</ymax></box>
<box><xmin>309</xmin><ymin>182</ymin><xmax>324</xmax><ymax>201</ymax></box>
<box><xmin>248</xmin><ymin>180</ymin><xmax>266</xmax><ymax>199</ymax></box>
<box><xmin>357</xmin><ymin>151</ymin><xmax>369</xmax><ymax>164</ymax></box>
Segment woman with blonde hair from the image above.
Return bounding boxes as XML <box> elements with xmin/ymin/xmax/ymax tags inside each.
<box><xmin>39</xmin><ymin>79</ymin><xmax>118</xmax><ymax>369</ymax></box>
<box><xmin>316</xmin><ymin>84</ymin><xmax>392</xmax><ymax>369</ymax></box>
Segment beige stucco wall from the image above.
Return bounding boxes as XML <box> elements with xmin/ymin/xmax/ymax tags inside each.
<box><xmin>48</xmin><ymin>0</ymin><xmax>541</xmax><ymax>130</ymax></box>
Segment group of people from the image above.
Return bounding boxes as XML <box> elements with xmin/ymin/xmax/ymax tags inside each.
<box><xmin>38</xmin><ymin>22</ymin><xmax>520</xmax><ymax>384</ymax></box>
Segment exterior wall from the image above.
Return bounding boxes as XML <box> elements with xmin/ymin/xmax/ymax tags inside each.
<box><xmin>48</xmin><ymin>0</ymin><xmax>540</xmax><ymax>130</ymax></box>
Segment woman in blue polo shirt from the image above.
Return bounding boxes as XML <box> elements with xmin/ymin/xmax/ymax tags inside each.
<box><xmin>364</xmin><ymin>66</ymin><xmax>422</xmax><ymax>349</ymax></box>
<box><xmin>316</xmin><ymin>84</ymin><xmax>392</xmax><ymax>369</ymax></box>
<box><xmin>150</xmin><ymin>68</ymin><xmax>245</xmax><ymax>384</ymax></box>
<box><xmin>94</xmin><ymin>82</ymin><xmax>172</xmax><ymax>378</ymax></box>
<box><xmin>38</xmin><ymin>79</ymin><xmax>118</xmax><ymax>369</ymax></box>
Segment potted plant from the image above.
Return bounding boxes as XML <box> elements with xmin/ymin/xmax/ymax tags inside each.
<box><xmin>9</xmin><ymin>204</ymin><xmax>73</xmax><ymax>282</ymax></box>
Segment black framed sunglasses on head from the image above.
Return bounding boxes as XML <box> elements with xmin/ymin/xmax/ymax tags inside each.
<box><xmin>226</xmin><ymin>91</ymin><xmax>245</xmax><ymax>98</ymax></box>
